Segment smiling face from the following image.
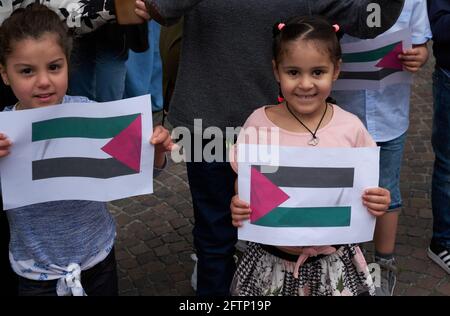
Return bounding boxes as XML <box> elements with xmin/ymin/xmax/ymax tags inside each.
<box><xmin>273</xmin><ymin>39</ymin><xmax>340</xmax><ymax>119</ymax></box>
<box><xmin>0</xmin><ymin>33</ymin><xmax>68</xmax><ymax>110</ymax></box>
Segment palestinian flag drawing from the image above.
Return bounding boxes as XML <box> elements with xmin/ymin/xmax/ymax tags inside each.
<box><xmin>0</xmin><ymin>95</ymin><xmax>154</xmax><ymax>209</ymax></box>
<box><xmin>237</xmin><ymin>145</ymin><xmax>380</xmax><ymax>246</ymax></box>
<box><xmin>333</xmin><ymin>28</ymin><xmax>412</xmax><ymax>90</ymax></box>
<box><xmin>250</xmin><ymin>165</ymin><xmax>353</xmax><ymax>228</ymax></box>
<box><xmin>32</xmin><ymin>113</ymin><xmax>142</xmax><ymax>180</ymax></box>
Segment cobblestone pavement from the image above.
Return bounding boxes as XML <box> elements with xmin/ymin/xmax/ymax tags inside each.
<box><xmin>113</xmin><ymin>52</ymin><xmax>450</xmax><ymax>296</ymax></box>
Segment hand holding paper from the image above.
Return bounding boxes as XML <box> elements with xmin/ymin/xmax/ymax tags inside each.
<box><xmin>0</xmin><ymin>133</ymin><xmax>12</xmax><ymax>158</ymax></box>
<box><xmin>362</xmin><ymin>187</ymin><xmax>390</xmax><ymax>217</ymax></box>
<box><xmin>115</xmin><ymin>0</ymin><xmax>146</xmax><ymax>24</ymax></box>
<box><xmin>231</xmin><ymin>194</ymin><xmax>251</xmax><ymax>227</ymax></box>
<box><xmin>398</xmin><ymin>44</ymin><xmax>429</xmax><ymax>73</ymax></box>
<box><xmin>134</xmin><ymin>0</ymin><xmax>152</xmax><ymax>21</ymax></box>
<box><xmin>150</xmin><ymin>125</ymin><xmax>174</xmax><ymax>168</ymax></box>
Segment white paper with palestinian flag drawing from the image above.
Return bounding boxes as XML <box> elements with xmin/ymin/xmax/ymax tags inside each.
<box><xmin>0</xmin><ymin>95</ymin><xmax>154</xmax><ymax>209</ymax></box>
<box><xmin>333</xmin><ymin>28</ymin><xmax>412</xmax><ymax>90</ymax></box>
<box><xmin>237</xmin><ymin>144</ymin><xmax>380</xmax><ymax>246</ymax></box>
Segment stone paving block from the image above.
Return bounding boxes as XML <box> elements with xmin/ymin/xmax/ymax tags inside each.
<box><xmin>144</xmin><ymin>237</ymin><xmax>164</xmax><ymax>249</ymax></box>
<box><xmin>140</xmin><ymin>195</ymin><xmax>160</xmax><ymax>207</ymax></box>
<box><xmin>134</xmin><ymin>227</ymin><xmax>156</xmax><ymax>241</ymax></box>
<box><xmin>436</xmin><ymin>282</ymin><xmax>450</xmax><ymax>296</ymax></box>
<box><xmin>160</xmin><ymin>254</ymin><xmax>180</xmax><ymax>265</ymax></box>
<box><xmin>139</xmin><ymin>286</ymin><xmax>157</xmax><ymax>296</ymax></box>
<box><xmin>115</xmin><ymin>213</ymin><xmax>133</xmax><ymax>227</ymax></box>
<box><xmin>133</xmin><ymin>276</ymin><xmax>151</xmax><ymax>289</ymax></box>
<box><xmin>148</xmin><ymin>271</ymin><xmax>170</xmax><ymax>283</ymax></box>
<box><xmin>168</xmin><ymin>241</ymin><xmax>191</xmax><ymax>252</ymax></box>
<box><xmin>162</xmin><ymin>232</ymin><xmax>184</xmax><ymax>243</ymax></box>
<box><xmin>416</xmin><ymin>276</ymin><xmax>443</xmax><ymax>290</ymax></box>
<box><xmin>404</xmin><ymin>287</ymin><xmax>431</xmax><ymax>296</ymax></box>
<box><xmin>153</xmin><ymin>224</ymin><xmax>174</xmax><ymax>236</ymax></box>
<box><xmin>166</xmin><ymin>263</ymin><xmax>185</xmax><ymax>274</ymax></box>
<box><xmin>175</xmin><ymin>280</ymin><xmax>195</xmax><ymax>296</ymax></box>
<box><xmin>142</xmin><ymin>261</ymin><xmax>166</xmax><ymax>273</ymax></box>
<box><xmin>410</xmin><ymin>248</ymin><xmax>429</xmax><ymax>260</ymax></box>
<box><xmin>129</xmin><ymin>243</ymin><xmax>151</xmax><ymax>256</ymax></box>
<box><xmin>136</xmin><ymin>251</ymin><xmax>158</xmax><ymax>265</ymax></box>
<box><xmin>117</xmin><ymin>258</ymin><xmax>139</xmax><ymax>270</ymax></box>
<box><xmin>170</xmin><ymin>218</ymin><xmax>190</xmax><ymax>229</ymax></box>
<box><xmin>153</xmin><ymin>245</ymin><xmax>171</xmax><ymax>257</ymax></box>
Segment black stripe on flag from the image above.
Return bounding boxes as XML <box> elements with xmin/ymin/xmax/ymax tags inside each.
<box><xmin>32</xmin><ymin>157</ymin><xmax>137</xmax><ymax>180</ymax></box>
<box><xmin>339</xmin><ymin>68</ymin><xmax>400</xmax><ymax>81</ymax></box>
<box><xmin>254</xmin><ymin>165</ymin><xmax>354</xmax><ymax>188</ymax></box>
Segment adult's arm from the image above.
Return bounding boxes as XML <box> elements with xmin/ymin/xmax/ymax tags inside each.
<box><xmin>312</xmin><ymin>0</ymin><xmax>405</xmax><ymax>39</ymax></box>
<box><xmin>429</xmin><ymin>0</ymin><xmax>450</xmax><ymax>43</ymax></box>
<box><xmin>0</xmin><ymin>0</ymin><xmax>116</xmax><ymax>35</ymax></box>
<box><xmin>144</xmin><ymin>0</ymin><xmax>204</xmax><ymax>25</ymax></box>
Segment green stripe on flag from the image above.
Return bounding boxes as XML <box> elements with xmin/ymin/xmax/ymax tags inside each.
<box><xmin>253</xmin><ymin>207</ymin><xmax>351</xmax><ymax>227</ymax></box>
<box><xmin>32</xmin><ymin>114</ymin><xmax>140</xmax><ymax>141</ymax></box>
<box><xmin>342</xmin><ymin>42</ymin><xmax>398</xmax><ymax>63</ymax></box>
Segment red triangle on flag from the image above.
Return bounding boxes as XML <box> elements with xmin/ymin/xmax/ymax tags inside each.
<box><xmin>101</xmin><ymin>114</ymin><xmax>142</xmax><ymax>172</ymax></box>
<box><xmin>375</xmin><ymin>42</ymin><xmax>403</xmax><ymax>70</ymax></box>
<box><xmin>250</xmin><ymin>167</ymin><xmax>290</xmax><ymax>223</ymax></box>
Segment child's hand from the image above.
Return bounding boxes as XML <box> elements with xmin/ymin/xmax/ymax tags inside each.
<box><xmin>362</xmin><ymin>187</ymin><xmax>391</xmax><ymax>217</ymax></box>
<box><xmin>398</xmin><ymin>45</ymin><xmax>429</xmax><ymax>73</ymax></box>
<box><xmin>150</xmin><ymin>125</ymin><xmax>174</xmax><ymax>168</ymax></box>
<box><xmin>151</xmin><ymin>125</ymin><xmax>174</xmax><ymax>152</ymax></box>
<box><xmin>231</xmin><ymin>194</ymin><xmax>251</xmax><ymax>227</ymax></box>
<box><xmin>0</xmin><ymin>133</ymin><xmax>12</xmax><ymax>158</ymax></box>
<box><xmin>135</xmin><ymin>0</ymin><xmax>151</xmax><ymax>20</ymax></box>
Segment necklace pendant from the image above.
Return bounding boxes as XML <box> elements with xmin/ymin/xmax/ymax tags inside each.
<box><xmin>308</xmin><ymin>137</ymin><xmax>319</xmax><ymax>146</ymax></box>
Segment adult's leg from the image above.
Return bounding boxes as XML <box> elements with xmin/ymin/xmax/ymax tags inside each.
<box><xmin>429</xmin><ymin>68</ymin><xmax>450</xmax><ymax>273</ymax></box>
<box><xmin>185</xmin><ymin>137</ymin><xmax>237</xmax><ymax>295</ymax></box>
<box><xmin>94</xmin><ymin>25</ymin><xmax>128</xmax><ymax>102</ymax></box>
<box><xmin>68</xmin><ymin>33</ymin><xmax>96</xmax><ymax>100</ymax></box>
<box><xmin>148</xmin><ymin>21</ymin><xmax>164</xmax><ymax>111</ymax></box>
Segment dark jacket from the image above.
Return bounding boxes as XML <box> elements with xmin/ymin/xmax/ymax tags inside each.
<box><xmin>429</xmin><ymin>0</ymin><xmax>450</xmax><ymax>70</ymax></box>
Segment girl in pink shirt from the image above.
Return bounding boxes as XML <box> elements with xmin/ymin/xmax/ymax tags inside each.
<box><xmin>230</xmin><ymin>16</ymin><xmax>390</xmax><ymax>296</ymax></box>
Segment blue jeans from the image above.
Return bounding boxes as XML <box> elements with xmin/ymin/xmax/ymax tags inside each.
<box><xmin>377</xmin><ymin>133</ymin><xmax>407</xmax><ymax>210</ymax></box>
<box><xmin>68</xmin><ymin>25</ymin><xmax>128</xmax><ymax>102</ymax></box>
<box><xmin>431</xmin><ymin>67</ymin><xmax>450</xmax><ymax>248</ymax></box>
<box><xmin>185</xmin><ymin>137</ymin><xmax>237</xmax><ymax>295</ymax></box>
<box><xmin>124</xmin><ymin>21</ymin><xmax>164</xmax><ymax>112</ymax></box>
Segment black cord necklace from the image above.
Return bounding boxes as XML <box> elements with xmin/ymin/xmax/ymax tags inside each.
<box><xmin>285</xmin><ymin>101</ymin><xmax>328</xmax><ymax>146</ymax></box>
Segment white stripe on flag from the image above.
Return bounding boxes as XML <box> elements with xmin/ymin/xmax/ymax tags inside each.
<box><xmin>32</xmin><ymin>138</ymin><xmax>111</xmax><ymax>160</ymax></box>
<box><xmin>278</xmin><ymin>187</ymin><xmax>353</xmax><ymax>208</ymax></box>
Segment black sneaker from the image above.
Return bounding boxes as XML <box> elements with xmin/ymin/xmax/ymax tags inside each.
<box><xmin>427</xmin><ymin>243</ymin><xmax>450</xmax><ymax>274</ymax></box>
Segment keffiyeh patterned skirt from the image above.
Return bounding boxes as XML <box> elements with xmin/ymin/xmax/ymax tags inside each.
<box><xmin>231</xmin><ymin>242</ymin><xmax>375</xmax><ymax>296</ymax></box>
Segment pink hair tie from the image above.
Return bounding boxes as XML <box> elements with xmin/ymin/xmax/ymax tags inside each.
<box><xmin>332</xmin><ymin>24</ymin><xmax>340</xmax><ymax>33</ymax></box>
<box><xmin>278</xmin><ymin>23</ymin><xmax>286</xmax><ymax>31</ymax></box>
